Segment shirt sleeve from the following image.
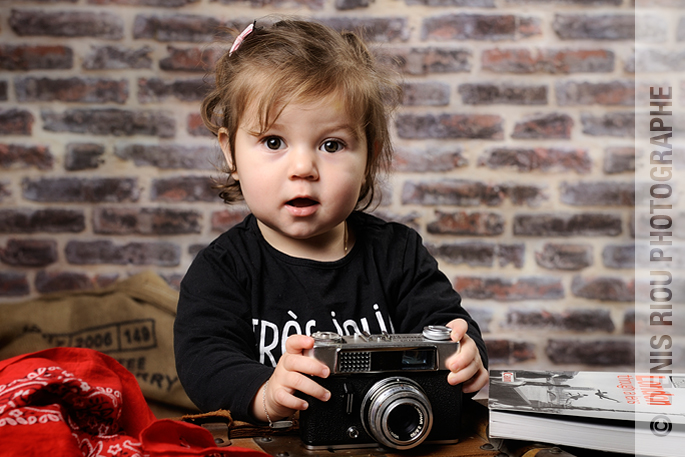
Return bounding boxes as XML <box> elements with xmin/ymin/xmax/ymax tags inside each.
<box><xmin>173</xmin><ymin>241</ymin><xmax>272</xmax><ymax>420</ymax></box>
<box><xmin>389</xmin><ymin>228</ymin><xmax>489</xmax><ymax>370</ymax></box>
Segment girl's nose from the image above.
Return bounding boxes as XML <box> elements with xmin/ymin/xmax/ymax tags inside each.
<box><xmin>289</xmin><ymin>147</ymin><xmax>319</xmax><ymax>180</ymax></box>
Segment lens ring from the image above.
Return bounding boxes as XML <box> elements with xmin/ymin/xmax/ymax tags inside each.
<box><xmin>361</xmin><ymin>377</ymin><xmax>433</xmax><ymax>449</ymax></box>
<box><xmin>381</xmin><ymin>399</ymin><xmax>429</xmax><ymax>444</ymax></box>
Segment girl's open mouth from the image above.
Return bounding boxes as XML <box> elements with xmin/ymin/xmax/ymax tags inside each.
<box><xmin>287</xmin><ymin>197</ymin><xmax>318</xmax><ymax>207</ymax></box>
<box><xmin>285</xmin><ymin>197</ymin><xmax>319</xmax><ymax>217</ymax></box>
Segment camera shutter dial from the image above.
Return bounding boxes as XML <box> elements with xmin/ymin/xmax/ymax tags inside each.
<box><xmin>422</xmin><ymin>325</ymin><xmax>452</xmax><ymax>341</ymax></box>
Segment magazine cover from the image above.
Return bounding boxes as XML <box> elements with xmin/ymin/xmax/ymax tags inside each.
<box><xmin>489</xmin><ymin>370</ymin><xmax>685</xmax><ymax>425</ymax></box>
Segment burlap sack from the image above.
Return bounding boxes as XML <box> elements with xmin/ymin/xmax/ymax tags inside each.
<box><xmin>0</xmin><ymin>271</ymin><xmax>196</xmax><ymax>411</ymax></box>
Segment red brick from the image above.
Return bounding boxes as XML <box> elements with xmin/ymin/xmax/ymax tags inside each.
<box><xmin>93</xmin><ymin>207</ymin><xmax>201</xmax><ymax>235</ymax></box>
<box><xmin>560</xmin><ymin>181</ymin><xmax>634</xmax><ymax>206</ymax></box>
<box><xmin>507</xmin><ymin>184</ymin><xmax>548</xmax><ymax>207</ymax></box>
<box><xmin>427</xmin><ymin>210</ymin><xmax>504</xmax><ymax>236</ymax></box>
<box><xmin>211</xmin><ymin>208</ymin><xmax>251</xmax><ymax>232</ymax></box>
<box><xmin>602</xmin><ymin>244</ymin><xmax>634</xmax><ymax>269</ymax></box>
<box><xmin>15</xmin><ymin>77</ymin><xmax>128</xmax><ymax>104</ymax></box>
<box><xmin>65</xmin><ymin>240</ymin><xmax>180</xmax><ymax>266</ymax></box>
<box><xmin>138</xmin><ymin>77</ymin><xmax>210</xmax><ymax>103</ymax></box>
<box><xmin>427</xmin><ymin>242</ymin><xmax>496</xmax><ymax>267</ymax></box>
<box><xmin>393</xmin><ymin>146</ymin><xmax>466</xmax><ymax>172</ymax></box>
<box><xmin>35</xmin><ymin>270</ymin><xmax>95</xmax><ymax>294</ymax></box>
<box><xmin>0</xmin><ymin>45</ymin><xmax>73</xmax><ymax>70</ymax></box>
<box><xmin>411</xmin><ymin>0</ymin><xmax>495</xmax><ymax>4</ymax></box>
<box><xmin>556</xmin><ymin>80</ymin><xmax>634</xmax><ymax>106</ymax></box>
<box><xmin>507</xmin><ymin>308</ymin><xmax>615</xmax><ymax>332</ymax></box>
<box><xmin>402</xmin><ymin>180</ymin><xmax>504</xmax><ymax>206</ymax></box>
<box><xmin>335</xmin><ymin>0</ymin><xmax>369</xmax><ymax>9</ymax></box>
<box><xmin>376</xmin><ymin>47</ymin><xmax>471</xmax><ymax>75</ymax></box>
<box><xmin>0</xmin><ymin>239</ymin><xmax>57</xmax><ymax>267</ymax></box>
<box><xmin>481</xmin><ymin>48</ymin><xmax>615</xmax><ymax>74</ymax></box>
<box><xmin>187</xmin><ymin>113</ymin><xmax>213</xmax><ymax>137</ymax></box>
<box><xmin>478</xmin><ymin>147</ymin><xmax>591</xmax><ymax>173</ymax></box>
<box><xmin>497</xmin><ymin>244</ymin><xmax>524</xmax><ymax>268</ymax></box>
<box><xmin>159</xmin><ymin>46</ymin><xmax>222</xmax><ymax>72</ymax></box>
<box><xmin>458</xmin><ymin>83</ymin><xmax>547</xmax><ymax>105</ymax></box>
<box><xmin>10</xmin><ymin>10</ymin><xmax>124</xmax><ymax>39</ymax></box>
<box><xmin>571</xmin><ymin>275</ymin><xmax>634</xmax><ymax>301</ymax></box>
<box><xmin>514</xmin><ymin>213</ymin><xmax>622</xmax><ymax>237</ymax></box>
<box><xmin>535</xmin><ymin>243</ymin><xmax>593</xmax><ymax>270</ymax></box>
<box><xmin>133</xmin><ymin>14</ymin><xmax>226</xmax><ymax>42</ymax></box>
<box><xmin>0</xmin><ymin>209</ymin><xmax>85</xmax><ymax>233</ymax></box>
<box><xmin>546</xmin><ymin>339</ymin><xmax>634</xmax><ymax>366</ymax></box>
<box><xmin>396</xmin><ymin>113</ymin><xmax>503</xmax><ymax>139</ymax></box>
<box><xmin>403</xmin><ymin>180</ymin><xmax>545</xmax><ymax>207</ymax></box>
<box><xmin>0</xmin><ymin>272</ymin><xmax>30</xmax><ymax>297</ymax></box>
<box><xmin>402</xmin><ymin>82</ymin><xmax>450</xmax><ymax>106</ymax></box>
<box><xmin>422</xmin><ymin>14</ymin><xmax>541</xmax><ymax>41</ymax></box>
<box><xmin>485</xmin><ymin>339</ymin><xmax>537</xmax><ymax>364</ymax></box>
<box><xmin>454</xmin><ymin>276</ymin><xmax>564</xmax><ymax>300</ymax></box>
<box><xmin>553</xmin><ymin>14</ymin><xmax>635</xmax><ymax>40</ymax></box>
<box><xmin>88</xmin><ymin>0</ymin><xmax>199</xmax><ymax>5</ymax></box>
<box><xmin>581</xmin><ymin>112</ymin><xmax>634</xmax><ymax>137</ymax></box>
<box><xmin>319</xmin><ymin>17</ymin><xmax>409</xmax><ymax>42</ymax></box>
<box><xmin>603</xmin><ymin>146</ymin><xmax>635</xmax><ymax>174</ymax></box>
<box><xmin>213</xmin><ymin>0</ymin><xmax>324</xmax><ymax>9</ymax></box>
<box><xmin>151</xmin><ymin>176</ymin><xmax>217</xmax><ymax>202</ymax></box>
<box><xmin>22</xmin><ymin>177</ymin><xmax>139</xmax><ymax>203</ymax></box>
<box><xmin>114</xmin><ymin>144</ymin><xmax>215</xmax><ymax>169</ymax></box>
<box><xmin>83</xmin><ymin>45</ymin><xmax>152</xmax><ymax>70</ymax></box>
<box><xmin>623</xmin><ymin>309</ymin><xmax>634</xmax><ymax>334</ymax></box>
<box><xmin>42</xmin><ymin>108</ymin><xmax>175</xmax><ymax>138</ymax></box>
<box><xmin>511</xmin><ymin>112</ymin><xmax>573</xmax><ymax>139</ymax></box>
<box><xmin>0</xmin><ymin>109</ymin><xmax>34</xmax><ymax>136</ymax></box>
<box><xmin>0</xmin><ymin>144</ymin><xmax>53</xmax><ymax>170</ymax></box>
<box><xmin>64</xmin><ymin>143</ymin><xmax>105</xmax><ymax>171</ymax></box>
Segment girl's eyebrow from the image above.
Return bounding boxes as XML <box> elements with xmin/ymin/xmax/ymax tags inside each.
<box><xmin>253</xmin><ymin>121</ymin><xmax>361</xmax><ymax>139</ymax></box>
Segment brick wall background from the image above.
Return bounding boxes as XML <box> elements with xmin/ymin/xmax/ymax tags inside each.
<box><xmin>0</xmin><ymin>0</ymin><xmax>649</xmax><ymax>373</ymax></box>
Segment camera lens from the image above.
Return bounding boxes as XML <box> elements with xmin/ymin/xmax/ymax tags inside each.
<box><xmin>387</xmin><ymin>404</ymin><xmax>422</xmax><ymax>440</ymax></box>
<box><xmin>361</xmin><ymin>377</ymin><xmax>433</xmax><ymax>449</ymax></box>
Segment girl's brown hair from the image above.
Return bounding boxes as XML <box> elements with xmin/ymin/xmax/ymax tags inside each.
<box><xmin>201</xmin><ymin>18</ymin><xmax>402</xmax><ymax>209</ymax></box>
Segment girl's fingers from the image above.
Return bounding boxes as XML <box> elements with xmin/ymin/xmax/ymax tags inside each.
<box><xmin>280</xmin><ymin>350</ymin><xmax>330</xmax><ymax>379</ymax></box>
<box><xmin>445</xmin><ymin>318</ymin><xmax>467</xmax><ymax>342</ymax></box>
<box><xmin>462</xmin><ymin>367</ymin><xmax>489</xmax><ymax>393</ymax></box>
<box><xmin>284</xmin><ymin>334</ymin><xmax>315</xmax><ymax>354</ymax></box>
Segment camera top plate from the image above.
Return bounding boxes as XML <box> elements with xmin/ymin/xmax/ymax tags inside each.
<box><xmin>306</xmin><ymin>326</ymin><xmax>459</xmax><ymax>374</ymax></box>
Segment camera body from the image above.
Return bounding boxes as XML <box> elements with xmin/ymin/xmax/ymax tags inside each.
<box><xmin>299</xmin><ymin>326</ymin><xmax>462</xmax><ymax>450</ymax></box>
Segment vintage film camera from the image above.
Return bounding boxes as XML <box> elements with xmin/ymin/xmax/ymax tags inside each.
<box><xmin>299</xmin><ymin>325</ymin><xmax>461</xmax><ymax>450</ymax></box>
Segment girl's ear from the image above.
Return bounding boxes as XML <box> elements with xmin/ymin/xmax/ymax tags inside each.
<box><xmin>218</xmin><ymin>128</ymin><xmax>239</xmax><ymax>180</ymax></box>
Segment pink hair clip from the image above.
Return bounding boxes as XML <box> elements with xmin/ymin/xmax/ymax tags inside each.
<box><xmin>229</xmin><ymin>21</ymin><xmax>256</xmax><ymax>56</ymax></box>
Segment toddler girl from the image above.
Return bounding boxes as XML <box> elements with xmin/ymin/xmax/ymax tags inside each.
<box><xmin>174</xmin><ymin>18</ymin><xmax>488</xmax><ymax>425</ymax></box>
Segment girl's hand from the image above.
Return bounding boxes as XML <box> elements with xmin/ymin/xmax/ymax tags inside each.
<box><xmin>444</xmin><ymin>319</ymin><xmax>488</xmax><ymax>393</ymax></box>
<box><xmin>253</xmin><ymin>334</ymin><xmax>331</xmax><ymax>422</ymax></box>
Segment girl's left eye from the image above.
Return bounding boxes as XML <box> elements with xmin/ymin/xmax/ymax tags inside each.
<box><xmin>321</xmin><ymin>140</ymin><xmax>344</xmax><ymax>153</ymax></box>
<box><xmin>264</xmin><ymin>137</ymin><xmax>284</xmax><ymax>150</ymax></box>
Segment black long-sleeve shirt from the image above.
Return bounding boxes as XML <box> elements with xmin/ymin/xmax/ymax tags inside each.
<box><xmin>174</xmin><ymin>211</ymin><xmax>488</xmax><ymax>421</ymax></box>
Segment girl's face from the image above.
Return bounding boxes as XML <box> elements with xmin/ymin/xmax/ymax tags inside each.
<box><xmin>219</xmin><ymin>94</ymin><xmax>368</xmax><ymax>261</ymax></box>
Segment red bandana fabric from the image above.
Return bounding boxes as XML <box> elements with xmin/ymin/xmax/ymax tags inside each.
<box><xmin>0</xmin><ymin>347</ymin><xmax>268</xmax><ymax>457</ymax></box>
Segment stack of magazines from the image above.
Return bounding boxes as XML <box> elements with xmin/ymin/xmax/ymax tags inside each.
<box><xmin>487</xmin><ymin>370</ymin><xmax>684</xmax><ymax>456</ymax></box>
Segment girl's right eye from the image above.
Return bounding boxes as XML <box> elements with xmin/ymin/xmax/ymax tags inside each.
<box><xmin>263</xmin><ymin>137</ymin><xmax>284</xmax><ymax>150</ymax></box>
